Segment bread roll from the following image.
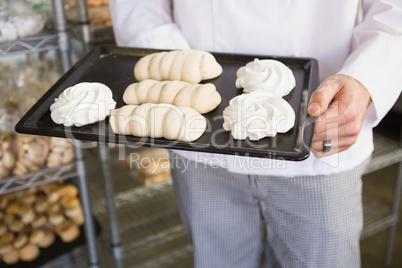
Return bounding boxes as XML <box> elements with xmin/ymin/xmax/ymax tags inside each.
<box><xmin>3</xmin><ymin>247</ymin><xmax>19</xmax><ymax>265</ymax></box>
<box><xmin>49</xmin><ymin>212</ymin><xmax>65</xmax><ymax>225</ymax></box>
<box><xmin>13</xmin><ymin>233</ymin><xmax>28</xmax><ymax>249</ymax></box>
<box><xmin>31</xmin><ymin>215</ymin><xmax>47</xmax><ymax>228</ymax></box>
<box><xmin>48</xmin><ymin>191</ymin><xmax>60</xmax><ymax>203</ymax></box>
<box><xmin>18</xmin><ymin>243</ymin><xmax>40</xmax><ymax>262</ymax></box>
<box><xmin>47</xmin><ymin>203</ymin><xmax>61</xmax><ymax>214</ymax></box>
<box><xmin>0</xmin><ymin>224</ymin><xmax>7</xmax><ymax>236</ymax></box>
<box><xmin>34</xmin><ymin>198</ymin><xmax>49</xmax><ymax>214</ymax></box>
<box><xmin>0</xmin><ymin>197</ymin><xmax>8</xmax><ymax>210</ymax></box>
<box><xmin>110</xmin><ymin>104</ymin><xmax>206</xmax><ymax>142</ymax></box>
<box><xmin>46</xmin><ymin>152</ymin><xmax>62</xmax><ymax>167</ymax></box>
<box><xmin>58</xmin><ymin>184</ymin><xmax>78</xmax><ymax>197</ymax></box>
<box><xmin>4</xmin><ymin>213</ymin><xmax>15</xmax><ymax>226</ymax></box>
<box><xmin>30</xmin><ymin>229</ymin><xmax>45</xmax><ymax>244</ymax></box>
<box><xmin>8</xmin><ymin>219</ymin><xmax>24</xmax><ymax>232</ymax></box>
<box><xmin>39</xmin><ymin>183</ymin><xmax>58</xmax><ymax>195</ymax></box>
<box><xmin>123</xmin><ymin>79</ymin><xmax>221</xmax><ymax>114</ymax></box>
<box><xmin>65</xmin><ymin>206</ymin><xmax>84</xmax><ymax>225</ymax></box>
<box><xmin>134</xmin><ymin>49</ymin><xmax>223</xmax><ymax>83</ymax></box>
<box><xmin>37</xmin><ymin>229</ymin><xmax>55</xmax><ymax>248</ymax></box>
<box><xmin>22</xmin><ymin>194</ymin><xmax>36</xmax><ymax>205</ymax></box>
<box><xmin>61</xmin><ymin>148</ymin><xmax>74</xmax><ymax>164</ymax></box>
<box><xmin>55</xmin><ymin>221</ymin><xmax>80</xmax><ymax>243</ymax></box>
<box><xmin>6</xmin><ymin>202</ymin><xmax>20</xmax><ymax>214</ymax></box>
<box><xmin>0</xmin><ymin>242</ymin><xmax>12</xmax><ymax>255</ymax></box>
<box><xmin>61</xmin><ymin>196</ymin><xmax>80</xmax><ymax>209</ymax></box>
<box><xmin>20</xmin><ymin>206</ymin><xmax>35</xmax><ymax>224</ymax></box>
<box><xmin>0</xmin><ymin>232</ymin><xmax>14</xmax><ymax>244</ymax></box>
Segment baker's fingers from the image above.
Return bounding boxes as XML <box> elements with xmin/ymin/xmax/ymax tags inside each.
<box><xmin>311</xmin><ymin>136</ymin><xmax>358</xmax><ymax>152</ymax></box>
<box><xmin>312</xmin><ymin>121</ymin><xmax>361</xmax><ymax>142</ymax></box>
<box><xmin>307</xmin><ymin>76</ymin><xmax>343</xmax><ymax>116</ymax></box>
<box><xmin>308</xmin><ymin>75</ymin><xmax>371</xmax><ymax>158</ymax></box>
<box><xmin>311</xmin><ymin>136</ymin><xmax>355</xmax><ymax>157</ymax></box>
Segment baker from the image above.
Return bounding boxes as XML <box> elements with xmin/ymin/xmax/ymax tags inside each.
<box><xmin>110</xmin><ymin>1</ymin><xmax>402</xmax><ymax>267</ymax></box>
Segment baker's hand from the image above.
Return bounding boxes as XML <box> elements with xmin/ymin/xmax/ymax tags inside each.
<box><xmin>307</xmin><ymin>75</ymin><xmax>372</xmax><ymax>158</ymax></box>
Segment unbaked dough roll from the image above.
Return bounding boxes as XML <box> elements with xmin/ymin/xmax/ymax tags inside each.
<box><xmin>110</xmin><ymin>104</ymin><xmax>206</xmax><ymax>142</ymax></box>
<box><xmin>123</xmin><ymin>79</ymin><xmax>221</xmax><ymax>114</ymax></box>
<box><xmin>134</xmin><ymin>49</ymin><xmax>223</xmax><ymax>83</ymax></box>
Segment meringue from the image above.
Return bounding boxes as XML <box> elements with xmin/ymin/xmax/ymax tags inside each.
<box><xmin>50</xmin><ymin>82</ymin><xmax>116</xmax><ymax>127</ymax></box>
<box><xmin>235</xmin><ymin>59</ymin><xmax>296</xmax><ymax>96</ymax></box>
<box><xmin>223</xmin><ymin>92</ymin><xmax>295</xmax><ymax>140</ymax></box>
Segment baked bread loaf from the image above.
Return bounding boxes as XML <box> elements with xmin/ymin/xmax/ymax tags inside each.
<box><xmin>110</xmin><ymin>104</ymin><xmax>206</xmax><ymax>142</ymax></box>
<box><xmin>123</xmin><ymin>79</ymin><xmax>221</xmax><ymax>114</ymax></box>
<box><xmin>134</xmin><ymin>49</ymin><xmax>223</xmax><ymax>84</ymax></box>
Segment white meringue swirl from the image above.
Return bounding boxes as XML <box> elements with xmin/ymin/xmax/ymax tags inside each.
<box><xmin>50</xmin><ymin>82</ymin><xmax>116</xmax><ymax>127</ymax></box>
<box><xmin>235</xmin><ymin>59</ymin><xmax>296</xmax><ymax>96</ymax></box>
<box><xmin>223</xmin><ymin>92</ymin><xmax>295</xmax><ymax>140</ymax></box>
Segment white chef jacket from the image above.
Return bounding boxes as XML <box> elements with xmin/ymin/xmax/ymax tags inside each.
<box><xmin>109</xmin><ymin>0</ymin><xmax>402</xmax><ymax>176</ymax></box>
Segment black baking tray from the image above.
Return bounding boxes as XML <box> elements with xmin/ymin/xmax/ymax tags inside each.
<box><xmin>15</xmin><ymin>46</ymin><xmax>319</xmax><ymax>161</ymax></box>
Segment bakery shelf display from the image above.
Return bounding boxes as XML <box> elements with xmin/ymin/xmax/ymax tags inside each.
<box><xmin>0</xmin><ymin>34</ymin><xmax>84</xmax><ymax>268</ymax></box>
<box><xmin>0</xmin><ymin>1</ymin><xmax>102</xmax><ymax>267</ymax></box>
<box><xmin>0</xmin><ymin>56</ymin><xmax>76</xmax><ymax>191</ymax></box>
<box><xmin>0</xmin><ymin>0</ymin><xmax>56</xmax><ymax>56</ymax></box>
<box><xmin>0</xmin><ymin>182</ymin><xmax>90</xmax><ymax>266</ymax></box>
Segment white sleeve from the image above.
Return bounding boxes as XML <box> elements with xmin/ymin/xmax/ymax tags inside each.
<box><xmin>337</xmin><ymin>0</ymin><xmax>402</xmax><ymax>127</ymax></box>
<box><xmin>109</xmin><ymin>0</ymin><xmax>190</xmax><ymax>49</ymax></box>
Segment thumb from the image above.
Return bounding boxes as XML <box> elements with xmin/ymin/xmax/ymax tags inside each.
<box><xmin>307</xmin><ymin>76</ymin><xmax>342</xmax><ymax>116</ymax></box>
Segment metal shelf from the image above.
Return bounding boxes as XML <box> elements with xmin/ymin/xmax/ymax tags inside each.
<box><xmin>0</xmin><ymin>30</ymin><xmax>60</xmax><ymax>56</ymax></box>
<box><xmin>361</xmin><ymin>196</ymin><xmax>396</xmax><ymax>239</ymax></box>
<box><xmin>0</xmin><ymin>163</ymin><xmax>77</xmax><ymax>195</ymax></box>
<box><xmin>38</xmin><ymin>179</ymin><xmax>193</xmax><ymax>268</ymax></box>
<box><xmin>360</xmin><ymin>130</ymin><xmax>402</xmax><ymax>267</ymax></box>
<box><xmin>0</xmin><ymin>1</ymin><xmax>98</xmax><ymax>267</ymax></box>
<box><xmin>135</xmin><ymin>244</ymin><xmax>194</xmax><ymax>268</ymax></box>
<box><xmin>360</xmin><ymin>131</ymin><xmax>402</xmax><ymax>238</ymax></box>
<box><xmin>92</xmin><ymin>180</ymin><xmax>192</xmax><ymax>260</ymax></box>
<box><xmin>360</xmin><ymin>132</ymin><xmax>402</xmax><ymax>240</ymax></box>
<box><xmin>364</xmin><ymin>132</ymin><xmax>402</xmax><ymax>174</ymax></box>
